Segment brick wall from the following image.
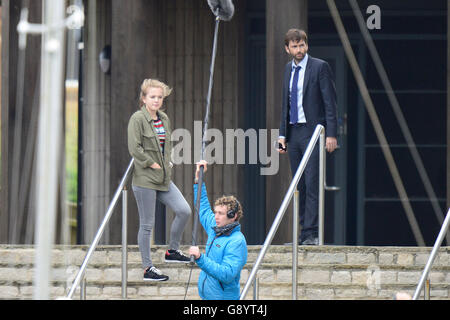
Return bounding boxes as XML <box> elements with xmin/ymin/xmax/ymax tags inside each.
<box><xmin>0</xmin><ymin>245</ymin><xmax>449</xmax><ymax>300</ymax></box>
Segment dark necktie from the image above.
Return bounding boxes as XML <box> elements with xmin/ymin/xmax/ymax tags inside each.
<box><xmin>290</xmin><ymin>66</ymin><xmax>301</xmax><ymax>124</ymax></box>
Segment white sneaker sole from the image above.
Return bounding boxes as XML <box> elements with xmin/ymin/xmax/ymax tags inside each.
<box><xmin>164</xmin><ymin>259</ymin><xmax>190</xmax><ymax>264</ymax></box>
<box><xmin>143</xmin><ymin>277</ymin><xmax>169</xmax><ymax>282</ymax></box>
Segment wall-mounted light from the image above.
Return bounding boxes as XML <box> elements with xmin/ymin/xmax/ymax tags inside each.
<box><xmin>99</xmin><ymin>45</ymin><xmax>111</xmax><ymax>74</ymax></box>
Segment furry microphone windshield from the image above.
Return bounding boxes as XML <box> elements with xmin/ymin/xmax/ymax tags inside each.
<box><xmin>207</xmin><ymin>0</ymin><xmax>235</xmax><ymax>21</ymax></box>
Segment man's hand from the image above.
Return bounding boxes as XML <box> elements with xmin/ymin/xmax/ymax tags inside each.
<box><xmin>189</xmin><ymin>246</ymin><xmax>201</xmax><ymax>259</ymax></box>
<box><xmin>277</xmin><ymin>138</ymin><xmax>287</xmax><ymax>154</ymax></box>
<box><xmin>195</xmin><ymin>160</ymin><xmax>208</xmax><ymax>182</ymax></box>
<box><xmin>326</xmin><ymin>137</ymin><xmax>337</xmax><ymax>153</ymax></box>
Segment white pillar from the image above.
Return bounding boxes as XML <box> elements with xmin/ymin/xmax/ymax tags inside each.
<box><xmin>34</xmin><ymin>0</ymin><xmax>66</xmax><ymax>300</ymax></box>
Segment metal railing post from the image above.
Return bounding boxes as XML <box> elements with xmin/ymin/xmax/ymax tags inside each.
<box><xmin>67</xmin><ymin>159</ymin><xmax>134</xmax><ymax>299</ymax></box>
<box><xmin>318</xmin><ymin>130</ymin><xmax>325</xmax><ymax>245</ymax></box>
<box><xmin>425</xmin><ymin>279</ymin><xmax>430</xmax><ymax>300</ymax></box>
<box><xmin>122</xmin><ymin>187</ymin><xmax>128</xmax><ymax>299</ymax></box>
<box><xmin>413</xmin><ymin>208</ymin><xmax>450</xmax><ymax>300</ymax></box>
<box><xmin>292</xmin><ymin>191</ymin><xmax>299</xmax><ymax>300</ymax></box>
<box><xmin>253</xmin><ymin>277</ymin><xmax>259</xmax><ymax>300</ymax></box>
<box><xmin>240</xmin><ymin>125</ymin><xmax>324</xmax><ymax>300</ymax></box>
<box><xmin>80</xmin><ymin>277</ymin><xmax>86</xmax><ymax>300</ymax></box>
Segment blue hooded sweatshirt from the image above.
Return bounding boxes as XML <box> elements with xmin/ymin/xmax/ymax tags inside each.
<box><xmin>193</xmin><ymin>183</ymin><xmax>248</xmax><ymax>300</ymax></box>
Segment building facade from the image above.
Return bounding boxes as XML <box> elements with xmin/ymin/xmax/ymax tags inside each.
<box><xmin>1</xmin><ymin>0</ymin><xmax>449</xmax><ymax>246</ymax></box>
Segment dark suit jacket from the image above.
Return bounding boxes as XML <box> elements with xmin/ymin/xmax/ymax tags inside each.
<box><xmin>279</xmin><ymin>56</ymin><xmax>338</xmax><ymax>142</ymax></box>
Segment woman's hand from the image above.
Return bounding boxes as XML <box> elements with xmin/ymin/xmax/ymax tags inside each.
<box><xmin>150</xmin><ymin>162</ymin><xmax>162</xmax><ymax>169</ymax></box>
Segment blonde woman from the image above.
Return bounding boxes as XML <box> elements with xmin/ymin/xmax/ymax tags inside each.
<box><xmin>128</xmin><ymin>79</ymin><xmax>191</xmax><ymax>281</ymax></box>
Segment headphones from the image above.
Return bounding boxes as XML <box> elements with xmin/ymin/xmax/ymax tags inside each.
<box><xmin>227</xmin><ymin>199</ymin><xmax>240</xmax><ymax>219</ymax></box>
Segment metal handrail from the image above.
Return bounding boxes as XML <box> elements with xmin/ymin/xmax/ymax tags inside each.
<box><xmin>240</xmin><ymin>125</ymin><xmax>326</xmax><ymax>300</ymax></box>
<box><xmin>66</xmin><ymin>158</ymin><xmax>134</xmax><ymax>299</ymax></box>
<box><xmin>413</xmin><ymin>207</ymin><xmax>450</xmax><ymax>300</ymax></box>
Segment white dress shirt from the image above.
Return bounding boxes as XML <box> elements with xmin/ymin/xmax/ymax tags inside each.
<box><xmin>289</xmin><ymin>53</ymin><xmax>308</xmax><ymax>124</ymax></box>
<box><xmin>279</xmin><ymin>54</ymin><xmax>309</xmax><ymax>140</ymax></box>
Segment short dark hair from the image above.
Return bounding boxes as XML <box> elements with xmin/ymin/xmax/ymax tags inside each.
<box><xmin>284</xmin><ymin>29</ymin><xmax>308</xmax><ymax>47</ymax></box>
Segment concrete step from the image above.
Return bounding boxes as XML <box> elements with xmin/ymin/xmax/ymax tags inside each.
<box><xmin>1</xmin><ymin>245</ymin><xmax>449</xmax><ymax>300</ymax></box>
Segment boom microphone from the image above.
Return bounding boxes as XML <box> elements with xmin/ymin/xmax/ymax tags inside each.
<box><xmin>186</xmin><ymin>0</ymin><xmax>236</xmax><ymax>297</ymax></box>
<box><xmin>207</xmin><ymin>0</ymin><xmax>235</xmax><ymax>21</ymax></box>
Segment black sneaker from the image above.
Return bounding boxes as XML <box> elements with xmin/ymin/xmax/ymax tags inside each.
<box><xmin>143</xmin><ymin>266</ymin><xmax>169</xmax><ymax>281</ymax></box>
<box><xmin>165</xmin><ymin>249</ymin><xmax>190</xmax><ymax>263</ymax></box>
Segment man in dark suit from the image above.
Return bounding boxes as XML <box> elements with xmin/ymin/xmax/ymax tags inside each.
<box><xmin>277</xmin><ymin>29</ymin><xmax>338</xmax><ymax>245</ymax></box>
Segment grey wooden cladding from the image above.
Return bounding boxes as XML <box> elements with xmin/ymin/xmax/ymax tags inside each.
<box><xmin>447</xmin><ymin>2</ymin><xmax>450</xmax><ymax>209</ymax></box>
<box><xmin>0</xmin><ymin>0</ymin><xmax>43</xmax><ymax>243</ymax></box>
<box><xmin>82</xmin><ymin>0</ymin><xmax>112</xmax><ymax>244</ymax></box>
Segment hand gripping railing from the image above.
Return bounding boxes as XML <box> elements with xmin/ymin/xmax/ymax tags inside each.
<box><xmin>413</xmin><ymin>207</ymin><xmax>450</xmax><ymax>300</ymax></box>
<box><xmin>66</xmin><ymin>159</ymin><xmax>134</xmax><ymax>299</ymax></box>
<box><xmin>240</xmin><ymin>125</ymin><xmax>326</xmax><ymax>300</ymax></box>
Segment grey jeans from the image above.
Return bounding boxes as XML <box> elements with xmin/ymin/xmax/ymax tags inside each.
<box><xmin>132</xmin><ymin>182</ymin><xmax>191</xmax><ymax>269</ymax></box>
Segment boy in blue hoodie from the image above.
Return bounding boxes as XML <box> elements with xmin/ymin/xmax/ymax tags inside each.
<box><xmin>189</xmin><ymin>160</ymin><xmax>248</xmax><ymax>300</ymax></box>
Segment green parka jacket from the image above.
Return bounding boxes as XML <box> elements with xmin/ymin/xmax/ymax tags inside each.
<box><xmin>127</xmin><ymin>107</ymin><xmax>173</xmax><ymax>191</ymax></box>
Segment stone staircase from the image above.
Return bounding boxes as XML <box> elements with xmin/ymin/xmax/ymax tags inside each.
<box><xmin>1</xmin><ymin>244</ymin><xmax>449</xmax><ymax>300</ymax></box>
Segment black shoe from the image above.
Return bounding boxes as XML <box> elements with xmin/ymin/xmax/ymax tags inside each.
<box><xmin>143</xmin><ymin>266</ymin><xmax>169</xmax><ymax>281</ymax></box>
<box><xmin>301</xmin><ymin>237</ymin><xmax>319</xmax><ymax>245</ymax></box>
<box><xmin>165</xmin><ymin>249</ymin><xmax>190</xmax><ymax>263</ymax></box>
